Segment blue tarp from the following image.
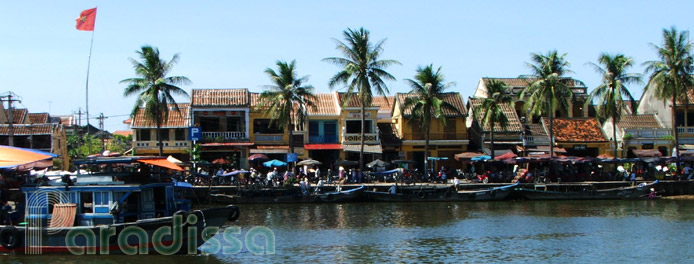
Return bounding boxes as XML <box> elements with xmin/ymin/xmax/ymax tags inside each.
<box><xmin>263</xmin><ymin>159</ymin><xmax>287</xmax><ymax>167</ymax></box>
<box><xmin>369</xmin><ymin>169</ymin><xmax>400</xmax><ymax>176</ymax></box>
<box><xmin>427</xmin><ymin>157</ymin><xmax>449</xmax><ymax>161</ymax></box>
<box><xmin>471</xmin><ymin>155</ymin><xmax>492</xmax><ymax>161</ymax></box>
<box><xmin>215</xmin><ymin>170</ymin><xmax>249</xmax><ymax>178</ymax></box>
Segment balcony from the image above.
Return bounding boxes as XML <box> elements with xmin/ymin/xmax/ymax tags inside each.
<box><xmin>134</xmin><ymin>140</ymin><xmax>189</xmax><ymax>149</ymax></box>
<box><xmin>309</xmin><ymin>135</ymin><xmax>339</xmax><ymax>144</ymax></box>
<box><xmin>402</xmin><ymin>132</ymin><xmax>465</xmax><ymax>141</ymax></box>
<box><xmin>524</xmin><ymin>135</ymin><xmax>550</xmax><ymax>145</ymax></box>
<box><xmin>201</xmin><ymin>131</ymin><xmax>248</xmax><ymax>142</ymax></box>
<box><xmin>342</xmin><ymin>133</ymin><xmax>379</xmax><ymax>143</ymax></box>
<box><xmin>676</xmin><ymin>127</ymin><xmax>694</xmax><ymax>136</ymax></box>
<box><xmin>625</xmin><ymin>128</ymin><xmax>671</xmax><ymax>138</ymax></box>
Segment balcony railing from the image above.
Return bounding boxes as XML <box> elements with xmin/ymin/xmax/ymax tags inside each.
<box><xmin>309</xmin><ymin>135</ymin><xmax>339</xmax><ymax>144</ymax></box>
<box><xmin>342</xmin><ymin>133</ymin><xmax>379</xmax><ymax>143</ymax></box>
<box><xmin>202</xmin><ymin>131</ymin><xmax>248</xmax><ymax>141</ymax></box>
<box><xmin>625</xmin><ymin>128</ymin><xmax>671</xmax><ymax>138</ymax></box>
<box><xmin>254</xmin><ymin>133</ymin><xmax>283</xmax><ymax>142</ymax></box>
<box><xmin>402</xmin><ymin>132</ymin><xmax>464</xmax><ymax>141</ymax></box>
<box><xmin>676</xmin><ymin>127</ymin><xmax>694</xmax><ymax>135</ymax></box>
<box><xmin>135</xmin><ymin>140</ymin><xmax>189</xmax><ymax>148</ymax></box>
<box><xmin>524</xmin><ymin>135</ymin><xmax>550</xmax><ymax>145</ymax></box>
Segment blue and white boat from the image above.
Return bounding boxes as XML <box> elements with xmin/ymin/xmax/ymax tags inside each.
<box><xmin>0</xmin><ymin>156</ymin><xmax>240</xmax><ymax>255</ymax></box>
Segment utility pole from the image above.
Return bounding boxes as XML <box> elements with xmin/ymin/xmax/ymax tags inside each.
<box><xmin>1</xmin><ymin>93</ymin><xmax>22</xmax><ymax>147</ymax></box>
<box><xmin>97</xmin><ymin>113</ymin><xmax>108</xmax><ymax>153</ymax></box>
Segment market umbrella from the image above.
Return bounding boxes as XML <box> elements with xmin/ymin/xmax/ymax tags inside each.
<box><xmin>366</xmin><ymin>159</ymin><xmax>389</xmax><ymax>168</ymax></box>
<box><xmin>167</xmin><ymin>155</ymin><xmax>183</xmax><ymax>164</ymax></box>
<box><xmin>0</xmin><ymin>145</ymin><xmax>58</xmax><ymax>169</ymax></box>
<box><xmin>263</xmin><ymin>159</ymin><xmax>287</xmax><ymax>167</ymax></box>
<box><xmin>297</xmin><ymin>159</ymin><xmax>322</xmax><ymax>166</ymax></box>
<box><xmin>212</xmin><ymin>157</ymin><xmax>231</xmax><ymax>164</ymax></box>
<box><xmin>494</xmin><ymin>152</ymin><xmax>517</xmax><ymax>161</ymax></box>
<box><xmin>334</xmin><ymin>160</ymin><xmax>359</xmax><ymax>166</ymax></box>
<box><xmin>471</xmin><ymin>155</ymin><xmax>492</xmax><ymax>162</ymax></box>
<box><xmin>248</xmin><ymin>154</ymin><xmax>269</xmax><ymax>161</ymax></box>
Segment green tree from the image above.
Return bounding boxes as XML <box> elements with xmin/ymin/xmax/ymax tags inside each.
<box><xmin>67</xmin><ymin>133</ymin><xmax>101</xmax><ymax>160</ymax></box>
<box><xmin>108</xmin><ymin>134</ymin><xmax>133</xmax><ymax>154</ymax></box>
<box><xmin>520</xmin><ymin>50</ymin><xmax>579</xmax><ymax>158</ymax></box>
<box><xmin>258</xmin><ymin>60</ymin><xmax>317</xmax><ymax>156</ymax></box>
<box><xmin>323</xmin><ymin>27</ymin><xmax>400</xmax><ymax>169</ymax></box>
<box><xmin>643</xmin><ymin>26</ymin><xmax>694</xmax><ymax>169</ymax></box>
<box><xmin>586</xmin><ymin>53</ymin><xmax>641</xmax><ymax>159</ymax></box>
<box><xmin>121</xmin><ymin>45</ymin><xmax>191</xmax><ymax>156</ymax></box>
<box><xmin>403</xmin><ymin>65</ymin><xmax>461</xmax><ymax>170</ymax></box>
<box><xmin>477</xmin><ymin>79</ymin><xmax>513</xmax><ymax>159</ymax></box>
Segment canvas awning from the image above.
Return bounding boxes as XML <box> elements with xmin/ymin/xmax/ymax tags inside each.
<box><xmin>250</xmin><ymin>145</ymin><xmax>289</xmax><ymax>154</ymax></box>
<box><xmin>0</xmin><ymin>145</ymin><xmax>58</xmax><ymax>169</ymax></box>
<box><xmin>139</xmin><ymin>158</ymin><xmax>184</xmax><ymax>171</ymax></box>
<box><xmin>632</xmin><ymin>149</ymin><xmax>662</xmax><ymax>157</ymax></box>
<box><xmin>454</xmin><ymin>152</ymin><xmax>485</xmax><ymax>161</ymax></box>
<box><xmin>304</xmin><ymin>144</ymin><xmax>342</xmax><ymax>150</ymax></box>
<box><xmin>342</xmin><ymin>144</ymin><xmax>382</xmax><ymax>154</ymax></box>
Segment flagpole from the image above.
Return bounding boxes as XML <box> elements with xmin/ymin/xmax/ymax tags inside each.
<box><xmin>84</xmin><ymin>13</ymin><xmax>96</xmax><ymax>155</ymax></box>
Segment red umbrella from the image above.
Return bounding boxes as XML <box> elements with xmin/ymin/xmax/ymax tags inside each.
<box><xmin>212</xmin><ymin>157</ymin><xmax>230</xmax><ymax>164</ymax></box>
<box><xmin>494</xmin><ymin>152</ymin><xmax>518</xmax><ymax>161</ymax></box>
<box><xmin>248</xmin><ymin>154</ymin><xmax>269</xmax><ymax>161</ymax></box>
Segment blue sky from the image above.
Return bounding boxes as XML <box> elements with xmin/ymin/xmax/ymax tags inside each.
<box><xmin>1</xmin><ymin>1</ymin><xmax>692</xmax><ymax>132</ymax></box>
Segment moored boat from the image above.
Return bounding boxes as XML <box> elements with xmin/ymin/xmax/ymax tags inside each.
<box><xmin>316</xmin><ymin>185</ymin><xmax>366</xmax><ymax>203</ymax></box>
<box><xmin>0</xmin><ymin>156</ymin><xmax>241</xmax><ymax>255</ymax></box>
<box><xmin>517</xmin><ymin>181</ymin><xmax>659</xmax><ymax>200</ymax></box>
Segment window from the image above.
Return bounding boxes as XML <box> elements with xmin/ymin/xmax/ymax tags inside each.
<box><xmin>309</xmin><ymin>121</ymin><xmax>320</xmax><ymax>136</ymax></box>
<box><xmin>253</xmin><ymin>119</ymin><xmax>283</xmax><ymax>134</ymax></box>
<box><xmin>175</xmin><ymin>128</ymin><xmax>186</xmax><ymax>140</ymax></box>
<box><xmin>158</xmin><ymin>129</ymin><xmax>170</xmax><ymax>141</ymax></box>
<box><xmin>346</xmin><ymin>120</ymin><xmax>372</xmax><ymax>133</ymax></box>
<box><xmin>94</xmin><ymin>192</ymin><xmax>110</xmax><ymax>206</ymax></box>
<box><xmin>137</xmin><ymin>129</ymin><xmax>151</xmax><ymax>141</ymax></box>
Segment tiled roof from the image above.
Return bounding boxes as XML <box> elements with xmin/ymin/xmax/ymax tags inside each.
<box><xmin>481</xmin><ymin>77</ymin><xmax>587</xmax><ymax>96</ymax></box>
<box><xmin>28</xmin><ymin>113</ymin><xmax>49</xmax><ymax>124</ymax></box>
<box><xmin>527</xmin><ymin>124</ymin><xmax>547</xmax><ymax>136</ymax></box>
<box><xmin>617</xmin><ymin>114</ymin><xmax>663</xmax><ymax>130</ymax></box>
<box><xmin>113</xmin><ymin>130</ymin><xmax>133</xmax><ymax>137</ymax></box>
<box><xmin>336</xmin><ymin>92</ymin><xmax>372</xmax><ymax>108</ymax></box>
<box><xmin>5</xmin><ymin>108</ymin><xmax>27</xmax><ymax>124</ymax></box>
<box><xmin>308</xmin><ymin>93</ymin><xmax>340</xmax><ymax>116</ymax></box>
<box><xmin>192</xmin><ymin>89</ymin><xmax>249</xmax><ymax>107</ymax></box>
<box><xmin>0</xmin><ymin>123</ymin><xmax>55</xmax><ymax>135</ymax></box>
<box><xmin>468</xmin><ymin>98</ymin><xmax>523</xmax><ymax>132</ymax></box>
<box><xmin>132</xmin><ymin>103</ymin><xmax>189</xmax><ymax>128</ymax></box>
<box><xmin>543</xmin><ymin>117</ymin><xmax>607</xmax><ymax>142</ymax></box>
<box><xmin>372</xmin><ymin>96</ymin><xmax>394</xmax><ymax>117</ymax></box>
<box><xmin>395</xmin><ymin>93</ymin><xmax>466</xmax><ymax>117</ymax></box>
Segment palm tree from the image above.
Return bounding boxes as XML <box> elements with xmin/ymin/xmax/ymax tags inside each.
<box><xmin>258</xmin><ymin>60</ymin><xmax>317</xmax><ymax>157</ymax></box>
<box><xmin>520</xmin><ymin>50</ymin><xmax>577</xmax><ymax>158</ymax></box>
<box><xmin>323</xmin><ymin>27</ymin><xmax>400</xmax><ymax>170</ymax></box>
<box><xmin>403</xmin><ymin>65</ymin><xmax>461</xmax><ymax>171</ymax></box>
<box><xmin>643</xmin><ymin>26</ymin><xmax>694</xmax><ymax>171</ymax></box>
<box><xmin>586</xmin><ymin>53</ymin><xmax>641</xmax><ymax>159</ymax></box>
<box><xmin>477</xmin><ymin>79</ymin><xmax>513</xmax><ymax>159</ymax></box>
<box><xmin>122</xmin><ymin>45</ymin><xmax>191</xmax><ymax>156</ymax></box>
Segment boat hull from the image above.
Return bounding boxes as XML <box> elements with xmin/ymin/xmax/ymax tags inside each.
<box><xmin>0</xmin><ymin>206</ymin><xmax>239</xmax><ymax>255</ymax></box>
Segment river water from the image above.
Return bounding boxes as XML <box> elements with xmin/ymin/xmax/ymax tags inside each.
<box><xmin>3</xmin><ymin>200</ymin><xmax>694</xmax><ymax>263</ymax></box>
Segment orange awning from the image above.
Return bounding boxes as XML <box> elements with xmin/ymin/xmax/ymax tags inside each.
<box><xmin>139</xmin><ymin>158</ymin><xmax>184</xmax><ymax>171</ymax></box>
<box><xmin>0</xmin><ymin>145</ymin><xmax>57</xmax><ymax>169</ymax></box>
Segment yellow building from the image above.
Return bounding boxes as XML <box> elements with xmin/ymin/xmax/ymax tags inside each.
<box><xmin>131</xmin><ymin>103</ymin><xmax>191</xmax><ymax>160</ymax></box>
<box><xmin>248</xmin><ymin>92</ymin><xmax>303</xmax><ymax>162</ymax></box>
<box><xmin>392</xmin><ymin>92</ymin><xmax>469</xmax><ymax>171</ymax></box>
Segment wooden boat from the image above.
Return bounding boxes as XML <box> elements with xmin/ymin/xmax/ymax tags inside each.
<box><xmin>363</xmin><ymin>190</ymin><xmax>412</xmax><ymax>202</ymax></box>
<box><xmin>457</xmin><ymin>182</ymin><xmax>519</xmax><ymax>201</ymax></box>
<box><xmin>0</xmin><ymin>156</ymin><xmax>240</xmax><ymax>255</ymax></box>
<box><xmin>517</xmin><ymin>181</ymin><xmax>659</xmax><ymax>200</ymax></box>
<box><xmin>316</xmin><ymin>185</ymin><xmax>366</xmax><ymax>203</ymax></box>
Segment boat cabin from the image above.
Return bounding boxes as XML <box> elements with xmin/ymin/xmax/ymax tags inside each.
<box><xmin>21</xmin><ymin>156</ymin><xmax>191</xmax><ymax>227</ymax></box>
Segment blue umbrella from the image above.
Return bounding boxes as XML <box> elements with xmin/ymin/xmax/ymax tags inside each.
<box><xmin>263</xmin><ymin>159</ymin><xmax>287</xmax><ymax>167</ymax></box>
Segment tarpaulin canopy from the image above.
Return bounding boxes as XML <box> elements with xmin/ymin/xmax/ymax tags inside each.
<box><xmin>366</xmin><ymin>159</ymin><xmax>389</xmax><ymax>168</ymax></box>
<box><xmin>454</xmin><ymin>152</ymin><xmax>485</xmax><ymax>161</ymax></box>
<box><xmin>297</xmin><ymin>159</ymin><xmax>322</xmax><ymax>166</ymax></box>
<box><xmin>139</xmin><ymin>158</ymin><xmax>184</xmax><ymax>171</ymax></box>
<box><xmin>263</xmin><ymin>159</ymin><xmax>287</xmax><ymax>167</ymax></box>
<box><xmin>0</xmin><ymin>145</ymin><xmax>58</xmax><ymax>169</ymax></box>
<box><xmin>494</xmin><ymin>152</ymin><xmax>518</xmax><ymax>161</ymax></box>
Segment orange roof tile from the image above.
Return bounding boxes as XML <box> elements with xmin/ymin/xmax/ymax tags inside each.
<box><xmin>468</xmin><ymin>98</ymin><xmax>523</xmax><ymax>133</ymax></box>
<box><xmin>336</xmin><ymin>92</ymin><xmax>371</xmax><ymax>108</ymax></box>
<box><xmin>396</xmin><ymin>93</ymin><xmax>466</xmax><ymax>117</ymax></box>
<box><xmin>543</xmin><ymin>117</ymin><xmax>607</xmax><ymax>142</ymax></box>
<box><xmin>372</xmin><ymin>96</ymin><xmax>394</xmax><ymax>116</ymax></box>
<box><xmin>28</xmin><ymin>113</ymin><xmax>49</xmax><ymax>124</ymax></box>
<box><xmin>307</xmin><ymin>93</ymin><xmax>340</xmax><ymax>116</ymax></box>
<box><xmin>617</xmin><ymin>114</ymin><xmax>663</xmax><ymax>130</ymax></box>
<box><xmin>481</xmin><ymin>77</ymin><xmax>587</xmax><ymax>96</ymax></box>
<box><xmin>5</xmin><ymin>108</ymin><xmax>27</xmax><ymax>124</ymax></box>
<box><xmin>192</xmin><ymin>89</ymin><xmax>249</xmax><ymax>107</ymax></box>
<box><xmin>113</xmin><ymin>130</ymin><xmax>133</xmax><ymax>137</ymax></box>
<box><xmin>0</xmin><ymin>123</ymin><xmax>55</xmax><ymax>135</ymax></box>
<box><xmin>131</xmin><ymin>103</ymin><xmax>189</xmax><ymax>128</ymax></box>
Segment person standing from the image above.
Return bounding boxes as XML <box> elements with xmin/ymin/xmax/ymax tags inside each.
<box><xmin>315</xmin><ymin>167</ymin><xmax>321</xmax><ymax>182</ymax></box>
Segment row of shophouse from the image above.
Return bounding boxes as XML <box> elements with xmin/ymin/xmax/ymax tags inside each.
<box><xmin>0</xmin><ymin>105</ymin><xmax>70</xmax><ymax>167</ymax></box>
<box><xmin>126</xmin><ymin>76</ymin><xmax>689</xmax><ymax>170</ymax></box>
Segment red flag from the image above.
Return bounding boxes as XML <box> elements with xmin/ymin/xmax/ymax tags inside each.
<box><xmin>75</xmin><ymin>8</ymin><xmax>97</xmax><ymax>31</ymax></box>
